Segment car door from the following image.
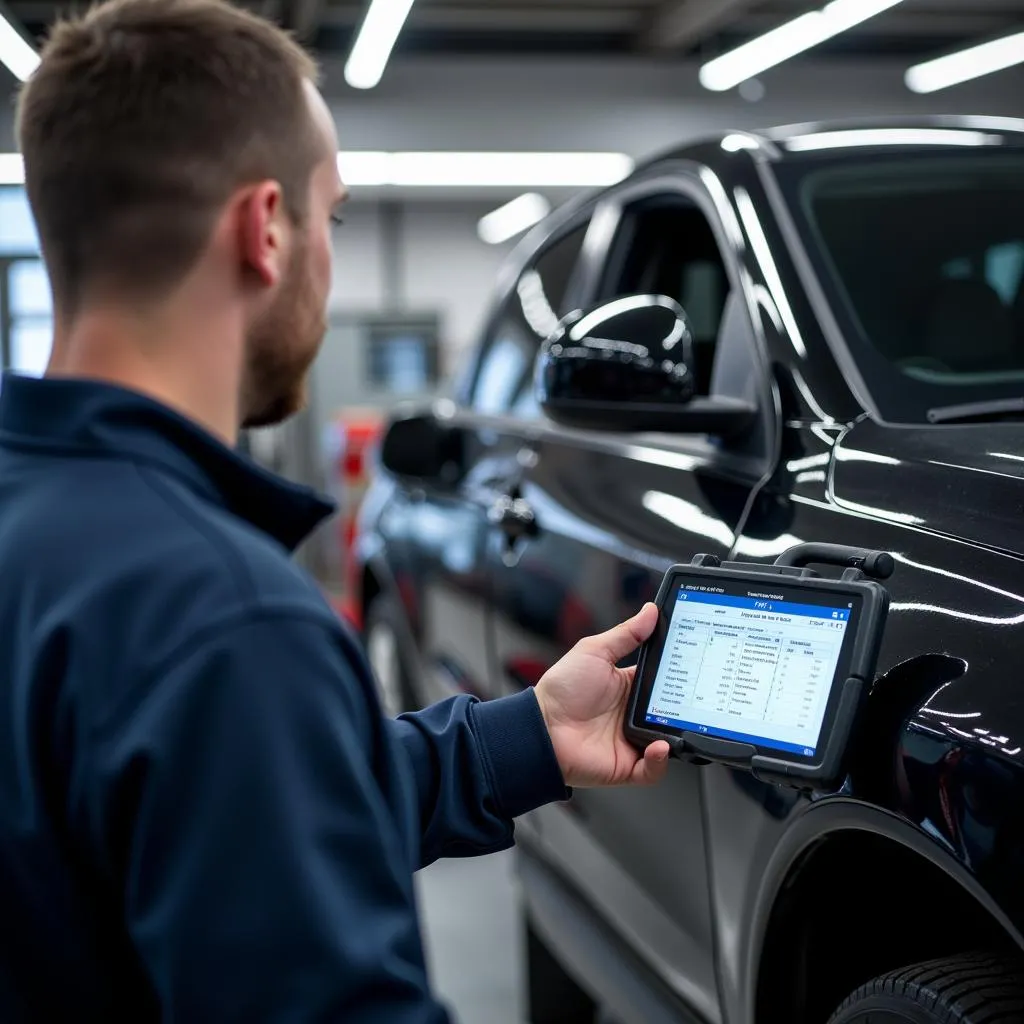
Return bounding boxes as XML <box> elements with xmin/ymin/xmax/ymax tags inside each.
<box><xmin>403</xmin><ymin>211</ymin><xmax>591</xmax><ymax>706</ymax></box>
<box><xmin>487</xmin><ymin>173</ymin><xmax>775</xmax><ymax>1023</ymax></box>
<box><xmin>376</xmin><ymin>212</ymin><xmax>594</xmax><ymax>707</ymax></box>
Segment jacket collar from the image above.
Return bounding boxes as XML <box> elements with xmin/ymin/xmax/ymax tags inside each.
<box><xmin>0</xmin><ymin>373</ymin><xmax>335</xmax><ymax>552</ymax></box>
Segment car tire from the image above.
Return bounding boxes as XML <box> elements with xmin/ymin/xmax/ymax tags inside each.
<box><xmin>827</xmin><ymin>951</ymin><xmax>1024</xmax><ymax>1023</ymax></box>
<box><xmin>364</xmin><ymin>596</ymin><xmax>419</xmax><ymax>717</ymax></box>
<box><xmin>526</xmin><ymin>915</ymin><xmax>597</xmax><ymax>1024</ymax></box>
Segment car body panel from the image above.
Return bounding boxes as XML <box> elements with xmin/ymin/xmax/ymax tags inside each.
<box><xmin>485</xmin><ymin>424</ymin><xmax>754</xmax><ymax>1019</ymax></box>
<box><xmin>355</xmin><ymin>118</ymin><xmax>1024</xmax><ymax>1023</ymax></box>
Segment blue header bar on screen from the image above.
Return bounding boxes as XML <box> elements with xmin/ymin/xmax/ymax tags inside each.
<box><xmin>676</xmin><ymin>588</ymin><xmax>849</xmax><ymax>621</ymax></box>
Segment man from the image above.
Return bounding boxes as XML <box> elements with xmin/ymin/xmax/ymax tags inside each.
<box><xmin>0</xmin><ymin>0</ymin><xmax>670</xmax><ymax>1019</ymax></box>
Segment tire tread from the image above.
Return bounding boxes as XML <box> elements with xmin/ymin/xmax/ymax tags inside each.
<box><xmin>828</xmin><ymin>952</ymin><xmax>1024</xmax><ymax>1024</ymax></box>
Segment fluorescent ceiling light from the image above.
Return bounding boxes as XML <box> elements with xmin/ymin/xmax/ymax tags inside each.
<box><xmin>0</xmin><ymin>10</ymin><xmax>39</xmax><ymax>82</ymax></box>
<box><xmin>0</xmin><ymin>150</ymin><xmax>634</xmax><ymax>191</ymax></box>
<box><xmin>478</xmin><ymin>193</ymin><xmax>551</xmax><ymax>245</ymax></box>
<box><xmin>0</xmin><ymin>152</ymin><xmax>24</xmax><ymax>184</ymax></box>
<box><xmin>785</xmin><ymin>128</ymin><xmax>1003</xmax><ymax>151</ymax></box>
<box><xmin>337</xmin><ymin>151</ymin><xmax>634</xmax><ymax>188</ymax></box>
<box><xmin>345</xmin><ymin>0</ymin><xmax>416</xmax><ymax>90</ymax></box>
<box><xmin>700</xmin><ymin>0</ymin><xmax>904</xmax><ymax>92</ymax></box>
<box><xmin>906</xmin><ymin>30</ymin><xmax>1024</xmax><ymax>94</ymax></box>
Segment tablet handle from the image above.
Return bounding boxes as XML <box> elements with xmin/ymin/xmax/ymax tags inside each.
<box><xmin>773</xmin><ymin>543</ymin><xmax>894</xmax><ymax>580</ymax></box>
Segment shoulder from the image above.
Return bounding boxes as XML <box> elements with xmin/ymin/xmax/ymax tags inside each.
<box><xmin>7</xmin><ymin>456</ymin><xmax>347</xmax><ymax>719</ymax></box>
<box><xmin>128</xmin><ymin>460</ymin><xmax>326</xmax><ymax>611</ymax></box>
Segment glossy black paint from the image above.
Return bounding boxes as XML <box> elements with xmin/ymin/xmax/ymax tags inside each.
<box><xmin>538</xmin><ymin>294</ymin><xmax>759</xmax><ymax>438</ymax></box>
<box><xmin>354</xmin><ymin>118</ymin><xmax>1024</xmax><ymax>1024</ymax></box>
<box><xmin>537</xmin><ymin>294</ymin><xmax>698</xmax><ymax>427</ymax></box>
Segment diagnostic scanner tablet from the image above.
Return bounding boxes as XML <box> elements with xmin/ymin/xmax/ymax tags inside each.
<box><xmin>626</xmin><ymin>546</ymin><xmax>891</xmax><ymax>791</ymax></box>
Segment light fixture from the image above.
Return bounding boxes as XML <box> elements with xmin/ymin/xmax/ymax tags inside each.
<box><xmin>906</xmin><ymin>30</ymin><xmax>1024</xmax><ymax>94</ymax></box>
<box><xmin>477</xmin><ymin>193</ymin><xmax>551</xmax><ymax>245</ymax></box>
<box><xmin>0</xmin><ymin>9</ymin><xmax>39</xmax><ymax>82</ymax></box>
<box><xmin>337</xmin><ymin>151</ymin><xmax>634</xmax><ymax>188</ymax></box>
<box><xmin>784</xmin><ymin>128</ymin><xmax>1003</xmax><ymax>151</ymax></box>
<box><xmin>0</xmin><ymin>150</ymin><xmax>635</xmax><ymax>191</ymax></box>
<box><xmin>344</xmin><ymin>0</ymin><xmax>417</xmax><ymax>90</ymax></box>
<box><xmin>699</xmin><ymin>0</ymin><xmax>904</xmax><ymax>92</ymax></box>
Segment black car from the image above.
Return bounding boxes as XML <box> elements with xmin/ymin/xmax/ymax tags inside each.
<box><xmin>352</xmin><ymin>117</ymin><xmax>1024</xmax><ymax>1024</ymax></box>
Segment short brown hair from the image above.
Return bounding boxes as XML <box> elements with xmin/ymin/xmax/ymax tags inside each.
<box><xmin>16</xmin><ymin>0</ymin><xmax>320</xmax><ymax>310</ymax></box>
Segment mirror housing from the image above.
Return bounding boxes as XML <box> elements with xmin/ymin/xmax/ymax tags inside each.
<box><xmin>379</xmin><ymin>404</ymin><xmax>466</xmax><ymax>485</ymax></box>
<box><xmin>536</xmin><ymin>295</ymin><xmax>755</xmax><ymax>437</ymax></box>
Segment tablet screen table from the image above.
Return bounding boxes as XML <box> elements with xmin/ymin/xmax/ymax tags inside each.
<box><xmin>644</xmin><ymin>588</ymin><xmax>853</xmax><ymax>758</ymax></box>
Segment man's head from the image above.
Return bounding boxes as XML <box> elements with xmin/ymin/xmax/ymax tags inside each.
<box><xmin>17</xmin><ymin>0</ymin><xmax>347</xmax><ymax>429</ymax></box>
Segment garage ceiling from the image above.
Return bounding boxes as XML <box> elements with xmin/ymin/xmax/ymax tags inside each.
<box><xmin>5</xmin><ymin>0</ymin><xmax>1022</xmax><ymax>60</ymax></box>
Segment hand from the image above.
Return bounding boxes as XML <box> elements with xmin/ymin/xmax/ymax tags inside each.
<box><xmin>534</xmin><ymin>603</ymin><xmax>671</xmax><ymax>789</ymax></box>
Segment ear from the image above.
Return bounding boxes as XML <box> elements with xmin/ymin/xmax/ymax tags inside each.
<box><xmin>238</xmin><ymin>181</ymin><xmax>286</xmax><ymax>288</ymax></box>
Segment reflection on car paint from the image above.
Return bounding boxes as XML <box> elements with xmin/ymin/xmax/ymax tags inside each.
<box><xmin>734</xmin><ymin>186</ymin><xmax>807</xmax><ymax>360</ymax></box>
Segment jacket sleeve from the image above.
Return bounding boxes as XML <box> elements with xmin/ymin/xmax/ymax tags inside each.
<box><xmin>389</xmin><ymin>689</ymin><xmax>569</xmax><ymax>868</ymax></box>
<box><xmin>80</xmin><ymin>611</ymin><xmax>453</xmax><ymax>1024</ymax></box>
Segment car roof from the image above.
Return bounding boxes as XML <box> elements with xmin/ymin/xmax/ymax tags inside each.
<box><xmin>511</xmin><ymin>114</ymin><xmax>1024</xmax><ymax>283</ymax></box>
<box><xmin>640</xmin><ymin>114</ymin><xmax>1024</xmax><ymax>169</ymax></box>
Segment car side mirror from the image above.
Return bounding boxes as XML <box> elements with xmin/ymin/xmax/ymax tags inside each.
<box><xmin>536</xmin><ymin>295</ymin><xmax>755</xmax><ymax>437</ymax></box>
<box><xmin>379</xmin><ymin>404</ymin><xmax>466</xmax><ymax>485</ymax></box>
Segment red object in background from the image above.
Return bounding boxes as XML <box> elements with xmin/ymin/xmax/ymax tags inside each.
<box><xmin>331</xmin><ymin>413</ymin><xmax>383</xmax><ymax>633</ymax></box>
<box><xmin>341</xmin><ymin>421</ymin><xmax>380</xmax><ymax>482</ymax></box>
<box><xmin>334</xmin><ymin>596</ymin><xmax>362</xmax><ymax>632</ymax></box>
<box><xmin>504</xmin><ymin>656</ymin><xmax>551</xmax><ymax>689</ymax></box>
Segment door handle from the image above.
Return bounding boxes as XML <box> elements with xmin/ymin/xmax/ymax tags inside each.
<box><xmin>488</xmin><ymin>494</ymin><xmax>539</xmax><ymax>542</ymax></box>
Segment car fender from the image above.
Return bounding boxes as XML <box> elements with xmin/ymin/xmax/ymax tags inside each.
<box><xmin>739</xmin><ymin>798</ymin><xmax>1024</xmax><ymax>1024</ymax></box>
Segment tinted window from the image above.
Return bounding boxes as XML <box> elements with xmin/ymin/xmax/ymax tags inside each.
<box><xmin>596</xmin><ymin>197</ymin><xmax>730</xmax><ymax>395</ymax></box>
<box><xmin>785</xmin><ymin>152</ymin><xmax>1024</xmax><ymax>422</ymax></box>
<box><xmin>471</xmin><ymin>222</ymin><xmax>589</xmax><ymax>415</ymax></box>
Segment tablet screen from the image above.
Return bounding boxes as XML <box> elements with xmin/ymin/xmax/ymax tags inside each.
<box><xmin>643</xmin><ymin>582</ymin><xmax>856</xmax><ymax>757</ymax></box>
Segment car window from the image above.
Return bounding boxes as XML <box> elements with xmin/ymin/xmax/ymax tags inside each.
<box><xmin>595</xmin><ymin>196</ymin><xmax>730</xmax><ymax>396</ymax></box>
<box><xmin>941</xmin><ymin>241</ymin><xmax>1024</xmax><ymax>306</ymax></box>
<box><xmin>786</xmin><ymin>154</ymin><xmax>1024</xmax><ymax>422</ymax></box>
<box><xmin>470</xmin><ymin>222</ymin><xmax>589</xmax><ymax>416</ymax></box>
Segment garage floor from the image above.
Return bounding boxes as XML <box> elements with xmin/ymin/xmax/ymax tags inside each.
<box><xmin>417</xmin><ymin>850</ymin><xmax>525</xmax><ymax>1024</ymax></box>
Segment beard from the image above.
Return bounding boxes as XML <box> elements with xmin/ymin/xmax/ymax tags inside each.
<box><xmin>240</xmin><ymin>238</ymin><xmax>326</xmax><ymax>430</ymax></box>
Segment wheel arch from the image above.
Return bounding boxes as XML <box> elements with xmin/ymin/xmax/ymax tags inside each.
<box><xmin>748</xmin><ymin>802</ymin><xmax>1024</xmax><ymax>1024</ymax></box>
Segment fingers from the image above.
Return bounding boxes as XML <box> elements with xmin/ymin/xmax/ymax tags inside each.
<box><xmin>583</xmin><ymin>603</ymin><xmax>659</xmax><ymax>664</ymax></box>
<box><xmin>630</xmin><ymin>740</ymin><xmax>671</xmax><ymax>786</ymax></box>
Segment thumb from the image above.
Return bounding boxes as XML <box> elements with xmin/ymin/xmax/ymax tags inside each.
<box><xmin>582</xmin><ymin>603</ymin><xmax>658</xmax><ymax>664</ymax></box>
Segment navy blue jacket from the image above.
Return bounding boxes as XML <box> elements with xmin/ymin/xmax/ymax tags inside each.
<box><xmin>0</xmin><ymin>373</ymin><xmax>568</xmax><ymax>1022</ymax></box>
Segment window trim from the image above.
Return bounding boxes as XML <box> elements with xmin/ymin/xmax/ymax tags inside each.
<box><xmin>459</xmin><ymin>163</ymin><xmax>779</xmax><ymax>481</ymax></box>
<box><xmin>559</xmin><ymin>167</ymin><xmax>777</xmax><ymax>473</ymax></box>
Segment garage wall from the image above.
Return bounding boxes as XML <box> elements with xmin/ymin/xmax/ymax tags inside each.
<box><xmin>316</xmin><ymin>56</ymin><xmax>1024</xmax><ymax>160</ymax></box>
<box><xmin>329</xmin><ymin>199</ymin><xmax>513</xmax><ymax>365</ymax></box>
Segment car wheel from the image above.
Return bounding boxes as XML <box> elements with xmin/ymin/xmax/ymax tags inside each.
<box><xmin>525</xmin><ymin>915</ymin><xmax>597</xmax><ymax>1024</ymax></box>
<box><xmin>364</xmin><ymin>596</ymin><xmax>418</xmax><ymax>717</ymax></box>
<box><xmin>828</xmin><ymin>952</ymin><xmax>1024</xmax><ymax>1023</ymax></box>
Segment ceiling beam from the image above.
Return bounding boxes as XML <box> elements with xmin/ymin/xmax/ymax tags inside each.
<box><xmin>279</xmin><ymin>0</ymin><xmax>323</xmax><ymax>43</ymax></box>
<box><xmin>640</xmin><ymin>0</ymin><xmax>762</xmax><ymax>51</ymax></box>
<box><xmin>320</xmin><ymin>3</ymin><xmax>641</xmax><ymax>33</ymax></box>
